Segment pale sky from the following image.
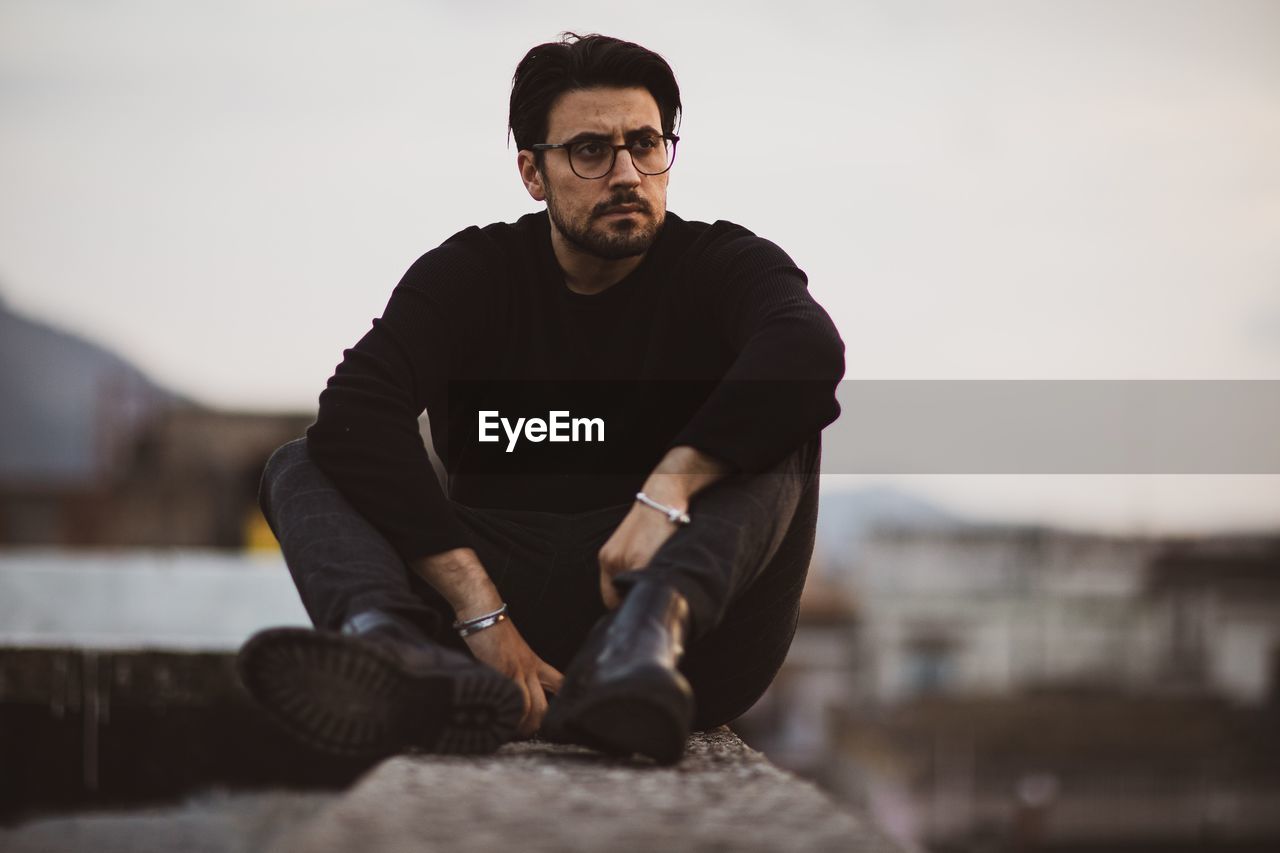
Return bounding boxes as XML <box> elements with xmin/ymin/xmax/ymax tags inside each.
<box><xmin>3</xmin><ymin>0</ymin><xmax>1278</xmax><ymax>533</ymax></box>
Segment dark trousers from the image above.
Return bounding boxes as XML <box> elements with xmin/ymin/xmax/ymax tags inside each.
<box><xmin>259</xmin><ymin>438</ymin><xmax>821</xmax><ymax>730</ymax></box>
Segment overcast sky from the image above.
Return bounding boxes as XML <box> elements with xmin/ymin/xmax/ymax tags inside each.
<box><xmin>2</xmin><ymin>0</ymin><xmax>1278</xmax><ymax>533</ymax></box>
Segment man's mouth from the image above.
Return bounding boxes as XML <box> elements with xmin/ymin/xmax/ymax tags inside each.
<box><xmin>598</xmin><ymin>203</ymin><xmax>646</xmax><ymax>218</ymax></box>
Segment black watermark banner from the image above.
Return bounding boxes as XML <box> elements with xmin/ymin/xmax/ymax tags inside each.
<box><xmin>442</xmin><ymin>380</ymin><xmax>1280</xmax><ymax>475</ymax></box>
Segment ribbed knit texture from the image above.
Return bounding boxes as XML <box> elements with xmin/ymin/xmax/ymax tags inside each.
<box><xmin>305</xmin><ymin>211</ymin><xmax>845</xmax><ymax>562</ymax></box>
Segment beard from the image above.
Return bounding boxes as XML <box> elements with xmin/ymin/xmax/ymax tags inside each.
<box><xmin>545</xmin><ymin>185</ymin><xmax>664</xmax><ymax>260</ymax></box>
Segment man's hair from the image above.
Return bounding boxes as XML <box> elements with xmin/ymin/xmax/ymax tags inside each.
<box><xmin>508</xmin><ymin>33</ymin><xmax>682</xmax><ymax>157</ymax></box>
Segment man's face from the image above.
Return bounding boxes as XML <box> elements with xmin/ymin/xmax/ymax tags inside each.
<box><xmin>519</xmin><ymin>86</ymin><xmax>669</xmax><ymax>260</ymax></box>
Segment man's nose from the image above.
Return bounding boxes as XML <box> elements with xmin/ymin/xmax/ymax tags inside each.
<box><xmin>608</xmin><ymin>148</ymin><xmax>643</xmax><ymax>186</ymax></box>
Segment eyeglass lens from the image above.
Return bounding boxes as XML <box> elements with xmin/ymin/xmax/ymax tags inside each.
<box><xmin>569</xmin><ymin>138</ymin><xmax>671</xmax><ymax>179</ymax></box>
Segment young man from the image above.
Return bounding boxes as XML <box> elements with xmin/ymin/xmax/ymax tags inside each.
<box><xmin>239</xmin><ymin>33</ymin><xmax>844</xmax><ymax>765</ymax></box>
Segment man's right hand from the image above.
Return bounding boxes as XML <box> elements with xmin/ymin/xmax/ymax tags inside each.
<box><xmin>412</xmin><ymin>548</ymin><xmax>563</xmax><ymax>736</ymax></box>
<box><xmin>459</xmin><ymin>616</ymin><xmax>563</xmax><ymax>737</ymax></box>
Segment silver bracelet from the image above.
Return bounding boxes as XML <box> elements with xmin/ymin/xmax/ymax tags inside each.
<box><xmin>452</xmin><ymin>603</ymin><xmax>509</xmax><ymax>638</ymax></box>
<box><xmin>635</xmin><ymin>491</ymin><xmax>692</xmax><ymax>525</ymax></box>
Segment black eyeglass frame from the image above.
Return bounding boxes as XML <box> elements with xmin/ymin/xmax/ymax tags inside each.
<box><xmin>530</xmin><ymin>134</ymin><xmax>680</xmax><ymax>180</ymax></box>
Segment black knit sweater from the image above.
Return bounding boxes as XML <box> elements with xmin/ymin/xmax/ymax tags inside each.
<box><xmin>305</xmin><ymin>210</ymin><xmax>845</xmax><ymax>561</ymax></box>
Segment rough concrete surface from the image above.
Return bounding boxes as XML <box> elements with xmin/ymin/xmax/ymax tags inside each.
<box><xmin>3</xmin><ymin>729</ymin><xmax>899</xmax><ymax>853</ymax></box>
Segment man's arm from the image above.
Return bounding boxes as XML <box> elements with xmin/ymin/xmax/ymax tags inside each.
<box><xmin>305</xmin><ymin>247</ymin><xmax>477</xmax><ymax>560</ymax></box>
<box><xmin>307</xmin><ymin>238</ymin><xmax>562</xmax><ymax>734</ymax></box>
<box><xmin>665</xmin><ymin>226</ymin><xmax>845</xmax><ymax>472</ymax></box>
<box><xmin>596</xmin><ymin>228</ymin><xmax>843</xmax><ymax>604</ymax></box>
<box><xmin>412</xmin><ymin>548</ymin><xmax>563</xmax><ymax>735</ymax></box>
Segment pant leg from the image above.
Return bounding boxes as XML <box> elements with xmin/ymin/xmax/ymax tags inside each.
<box><xmin>259</xmin><ymin>438</ymin><xmax>592</xmax><ymax>662</ymax></box>
<box><xmin>614</xmin><ymin>437</ymin><xmax>822</xmax><ymax>729</ymax></box>
<box><xmin>259</xmin><ymin>438</ymin><xmax>458</xmax><ymax>648</ymax></box>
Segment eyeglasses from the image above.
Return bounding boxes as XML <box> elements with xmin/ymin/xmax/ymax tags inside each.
<box><xmin>531</xmin><ymin>134</ymin><xmax>679</xmax><ymax>180</ymax></box>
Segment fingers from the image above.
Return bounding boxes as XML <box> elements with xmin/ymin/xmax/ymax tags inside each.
<box><xmin>524</xmin><ymin>672</ymin><xmax>548</xmax><ymax>735</ymax></box>
<box><xmin>596</xmin><ymin>560</ymin><xmax>622</xmax><ymax>607</ymax></box>
<box><xmin>598</xmin><ymin>541</ymin><xmax>622</xmax><ymax>610</ymax></box>
<box><xmin>600</xmin><ymin>571</ymin><xmax>620</xmax><ymax>610</ymax></box>
<box><xmin>513</xmin><ymin>670</ymin><xmax>534</xmax><ymax>736</ymax></box>
<box><xmin>537</xmin><ymin>659</ymin><xmax>565</xmax><ymax>696</ymax></box>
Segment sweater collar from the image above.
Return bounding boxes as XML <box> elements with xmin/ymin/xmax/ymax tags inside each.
<box><xmin>530</xmin><ymin>210</ymin><xmax>679</xmax><ymax>305</ymax></box>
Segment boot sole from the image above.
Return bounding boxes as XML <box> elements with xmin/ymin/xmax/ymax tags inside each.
<box><xmin>556</xmin><ymin>668</ymin><xmax>693</xmax><ymax>766</ymax></box>
<box><xmin>237</xmin><ymin>627</ymin><xmax>523</xmax><ymax>758</ymax></box>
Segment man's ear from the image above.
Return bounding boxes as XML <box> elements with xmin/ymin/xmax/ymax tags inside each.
<box><xmin>517</xmin><ymin>150</ymin><xmax>546</xmax><ymax>202</ymax></box>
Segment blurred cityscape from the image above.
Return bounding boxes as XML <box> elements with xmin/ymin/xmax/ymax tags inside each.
<box><xmin>3</xmin><ymin>298</ymin><xmax>1278</xmax><ymax>851</ymax></box>
<box><xmin>738</xmin><ymin>517</ymin><xmax>1280</xmax><ymax>852</ymax></box>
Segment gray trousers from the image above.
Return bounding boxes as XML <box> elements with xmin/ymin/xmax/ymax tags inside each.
<box><xmin>259</xmin><ymin>438</ymin><xmax>821</xmax><ymax>729</ymax></box>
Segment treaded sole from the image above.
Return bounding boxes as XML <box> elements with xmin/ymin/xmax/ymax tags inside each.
<box><xmin>236</xmin><ymin>627</ymin><xmax>522</xmax><ymax>758</ymax></box>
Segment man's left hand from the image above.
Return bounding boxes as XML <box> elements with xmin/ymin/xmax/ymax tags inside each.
<box><xmin>596</xmin><ymin>446</ymin><xmax>731</xmax><ymax>609</ymax></box>
<box><xmin>597</xmin><ymin>502</ymin><xmax>682</xmax><ymax>610</ymax></box>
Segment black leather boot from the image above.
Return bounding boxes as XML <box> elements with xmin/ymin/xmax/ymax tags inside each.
<box><xmin>237</xmin><ymin>610</ymin><xmax>523</xmax><ymax>758</ymax></box>
<box><xmin>543</xmin><ymin>577</ymin><xmax>694</xmax><ymax>765</ymax></box>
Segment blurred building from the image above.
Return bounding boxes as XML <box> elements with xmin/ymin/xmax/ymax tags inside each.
<box><xmin>847</xmin><ymin>528</ymin><xmax>1280</xmax><ymax>708</ymax></box>
<box><xmin>852</xmin><ymin>527</ymin><xmax>1157</xmax><ymax>703</ymax></box>
<box><xmin>739</xmin><ymin>518</ymin><xmax>1280</xmax><ymax>851</ymax></box>
<box><xmin>1147</xmin><ymin>539</ymin><xmax>1280</xmax><ymax>705</ymax></box>
<box><xmin>733</xmin><ymin>559</ymin><xmax>860</xmax><ymax>784</ymax></box>
<box><xmin>1</xmin><ymin>403</ymin><xmax>310</xmax><ymax>548</ymax></box>
<box><xmin>0</xmin><ymin>297</ymin><xmax>309</xmax><ymax>547</ymax></box>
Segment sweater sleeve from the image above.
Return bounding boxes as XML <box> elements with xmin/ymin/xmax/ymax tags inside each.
<box><xmin>304</xmin><ymin>234</ymin><xmax>488</xmax><ymax>562</ymax></box>
<box><xmin>669</xmin><ymin>226</ymin><xmax>845</xmax><ymax>472</ymax></box>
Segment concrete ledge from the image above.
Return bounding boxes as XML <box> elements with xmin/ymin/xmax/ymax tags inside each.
<box><xmin>275</xmin><ymin>729</ymin><xmax>898</xmax><ymax>853</ymax></box>
<box><xmin>4</xmin><ymin>730</ymin><xmax>901</xmax><ymax>853</ymax></box>
<box><xmin>3</xmin><ymin>646</ymin><xmax>900</xmax><ymax>851</ymax></box>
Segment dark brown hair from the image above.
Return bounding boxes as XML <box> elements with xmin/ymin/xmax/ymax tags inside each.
<box><xmin>508</xmin><ymin>33</ymin><xmax>682</xmax><ymax>157</ymax></box>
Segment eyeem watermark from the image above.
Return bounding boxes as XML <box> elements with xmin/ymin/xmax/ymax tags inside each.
<box><xmin>478</xmin><ymin>410</ymin><xmax>605</xmax><ymax>453</ymax></box>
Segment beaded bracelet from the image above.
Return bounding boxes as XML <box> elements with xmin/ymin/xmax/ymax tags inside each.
<box><xmin>635</xmin><ymin>491</ymin><xmax>692</xmax><ymax>525</ymax></box>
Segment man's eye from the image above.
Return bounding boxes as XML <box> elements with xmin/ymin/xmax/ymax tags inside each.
<box><xmin>574</xmin><ymin>142</ymin><xmax>607</xmax><ymax>157</ymax></box>
<box><xmin>632</xmin><ymin>137</ymin><xmax>659</xmax><ymax>151</ymax></box>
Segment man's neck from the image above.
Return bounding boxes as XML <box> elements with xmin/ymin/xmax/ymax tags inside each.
<box><xmin>549</xmin><ymin>227</ymin><xmax>647</xmax><ymax>296</ymax></box>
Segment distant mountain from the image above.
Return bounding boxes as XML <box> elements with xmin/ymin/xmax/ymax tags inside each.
<box><xmin>815</xmin><ymin>484</ymin><xmax>960</xmax><ymax>569</ymax></box>
<box><xmin>0</xmin><ymin>294</ymin><xmax>179</xmax><ymax>486</ymax></box>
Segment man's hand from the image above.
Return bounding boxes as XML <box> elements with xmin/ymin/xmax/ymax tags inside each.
<box><xmin>597</xmin><ymin>446</ymin><xmax>732</xmax><ymax>610</ymax></box>
<box><xmin>597</xmin><ymin>503</ymin><xmax>682</xmax><ymax>610</ymax></box>
<box><xmin>460</xmin><ymin>617</ymin><xmax>562</xmax><ymax>737</ymax></box>
<box><xmin>412</xmin><ymin>548</ymin><xmax>563</xmax><ymax>736</ymax></box>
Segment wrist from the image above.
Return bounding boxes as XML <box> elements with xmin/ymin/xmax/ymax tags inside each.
<box><xmin>639</xmin><ymin>473</ymin><xmax>692</xmax><ymax>508</ymax></box>
<box><xmin>452</xmin><ymin>603</ymin><xmax>509</xmax><ymax>638</ymax></box>
<box><xmin>645</xmin><ymin>446</ymin><xmax>732</xmax><ymax>505</ymax></box>
<box><xmin>635</xmin><ymin>490</ymin><xmax>692</xmax><ymax>525</ymax></box>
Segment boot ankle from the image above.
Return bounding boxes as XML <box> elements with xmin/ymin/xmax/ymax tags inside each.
<box><xmin>341</xmin><ymin>609</ymin><xmax>429</xmax><ymax>648</ymax></box>
<box><xmin>604</xmin><ymin>579</ymin><xmax>691</xmax><ymax>669</ymax></box>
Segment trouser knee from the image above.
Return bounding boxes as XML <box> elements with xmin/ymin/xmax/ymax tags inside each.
<box><xmin>258</xmin><ymin>437</ymin><xmax>309</xmax><ymax>526</ymax></box>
